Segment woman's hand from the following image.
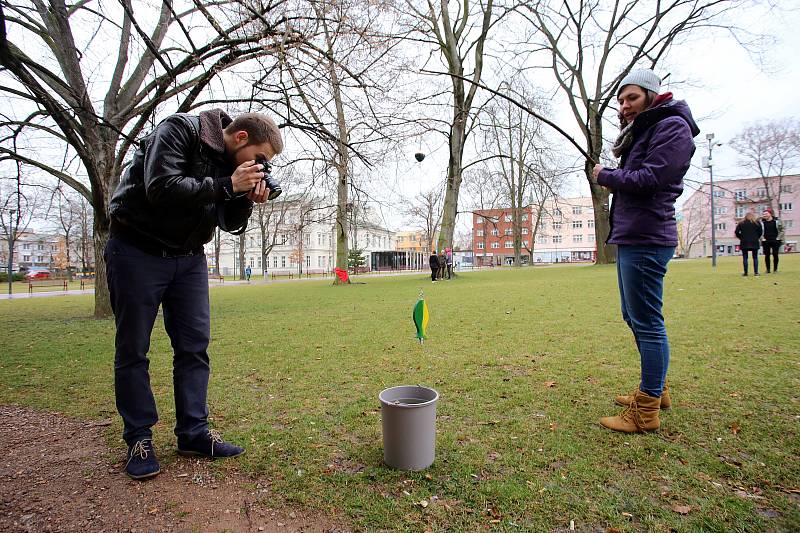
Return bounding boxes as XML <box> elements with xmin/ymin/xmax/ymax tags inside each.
<box><xmin>592</xmin><ymin>164</ymin><xmax>603</xmax><ymax>182</ymax></box>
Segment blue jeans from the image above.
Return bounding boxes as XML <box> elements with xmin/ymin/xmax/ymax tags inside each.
<box><xmin>105</xmin><ymin>237</ymin><xmax>211</xmax><ymax>446</ymax></box>
<box><xmin>616</xmin><ymin>245</ymin><xmax>675</xmax><ymax>398</ymax></box>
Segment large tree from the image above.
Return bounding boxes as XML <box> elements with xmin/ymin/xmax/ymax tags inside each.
<box><xmin>0</xmin><ymin>0</ymin><xmax>305</xmax><ymax>316</ymax></box>
<box><xmin>516</xmin><ymin>0</ymin><xmax>752</xmax><ymax>263</ymax></box>
<box><xmin>407</xmin><ymin>0</ymin><xmax>501</xmax><ymax>253</ymax></box>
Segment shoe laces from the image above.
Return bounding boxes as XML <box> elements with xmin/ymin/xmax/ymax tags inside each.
<box><xmin>208</xmin><ymin>429</ymin><xmax>224</xmax><ymax>456</ymax></box>
<box><xmin>127</xmin><ymin>439</ymin><xmax>151</xmax><ymax>465</ymax></box>
<box><xmin>619</xmin><ymin>401</ymin><xmax>645</xmax><ymax>431</ymax></box>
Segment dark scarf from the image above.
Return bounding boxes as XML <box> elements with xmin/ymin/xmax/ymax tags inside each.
<box><xmin>611</xmin><ymin>92</ymin><xmax>673</xmax><ymax>159</ymax></box>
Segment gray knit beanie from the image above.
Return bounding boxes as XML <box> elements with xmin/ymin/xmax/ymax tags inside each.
<box><xmin>617</xmin><ymin>69</ymin><xmax>661</xmax><ymax>96</ymax></box>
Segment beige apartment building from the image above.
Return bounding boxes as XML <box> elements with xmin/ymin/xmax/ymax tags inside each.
<box><xmin>679</xmin><ymin>174</ymin><xmax>798</xmax><ymax>258</ymax></box>
<box><xmin>472</xmin><ymin>196</ymin><xmax>598</xmax><ymax>265</ymax></box>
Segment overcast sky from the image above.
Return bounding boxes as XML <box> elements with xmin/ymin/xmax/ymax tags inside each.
<box><xmin>381</xmin><ymin>3</ymin><xmax>800</xmax><ymax>233</ymax></box>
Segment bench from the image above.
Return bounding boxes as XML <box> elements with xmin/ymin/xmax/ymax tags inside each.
<box><xmin>79</xmin><ymin>278</ymin><xmax>95</xmax><ymax>290</ymax></box>
<box><xmin>28</xmin><ymin>280</ymin><xmax>67</xmax><ymax>293</ymax></box>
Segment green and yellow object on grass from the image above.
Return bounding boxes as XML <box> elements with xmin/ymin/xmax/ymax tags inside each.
<box><xmin>412</xmin><ymin>292</ymin><xmax>429</xmax><ymax>344</ymax></box>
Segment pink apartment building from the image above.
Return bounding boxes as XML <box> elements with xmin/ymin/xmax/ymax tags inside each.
<box><xmin>679</xmin><ymin>174</ymin><xmax>799</xmax><ymax>258</ymax></box>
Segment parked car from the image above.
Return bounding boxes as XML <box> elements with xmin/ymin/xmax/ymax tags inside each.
<box><xmin>24</xmin><ymin>268</ymin><xmax>51</xmax><ymax>280</ymax></box>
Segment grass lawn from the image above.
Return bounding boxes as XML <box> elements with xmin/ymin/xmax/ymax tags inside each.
<box><xmin>1</xmin><ymin>255</ymin><xmax>798</xmax><ymax>532</ymax></box>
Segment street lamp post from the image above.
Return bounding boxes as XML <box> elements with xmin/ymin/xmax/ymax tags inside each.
<box><xmin>7</xmin><ymin>209</ymin><xmax>15</xmax><ymax>295</ymax></box>
<box><xmin>704</xmin><ymin>133</ymin><xmax>722</xmax><ymax>267</ymax></box>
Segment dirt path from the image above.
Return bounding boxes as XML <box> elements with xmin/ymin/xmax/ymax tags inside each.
<box><xmin>0</xmin><ymin>405</ymin><xmax>347</xmax><ymax>533</ymax></box>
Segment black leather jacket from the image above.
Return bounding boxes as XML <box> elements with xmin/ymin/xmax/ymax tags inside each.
<box><xmin>109</xmin><ymin>111</ymin><xmax>252</xmax><ymax>254</ymax></box>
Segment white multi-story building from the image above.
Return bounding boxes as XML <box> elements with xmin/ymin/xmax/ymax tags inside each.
<box><xmin>1</xmin><ymin>231</ymin><xmax>63</xmax><ymax>272</ymax></box>
<box><xmin>208</xmin><ymin>197</ymin><xmax>399</xmax><ymax>276</ymax></box>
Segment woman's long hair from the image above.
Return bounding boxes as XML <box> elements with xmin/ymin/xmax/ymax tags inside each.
<box><xmin>744</xmin><ymin>212</ymin><xmax>757</xmax><ymax>224</ymax></box>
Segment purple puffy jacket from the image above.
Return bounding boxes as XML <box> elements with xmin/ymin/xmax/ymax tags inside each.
<box><xmin>597</xmin><ymin>98</ymin><xmax>700</xmax><ymax>246</ymax></box>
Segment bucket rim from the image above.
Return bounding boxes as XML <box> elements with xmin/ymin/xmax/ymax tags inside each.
<box><xmin>379</xmin><ymin>385</ymin><xmax>439</xmax><ymax>408</ymax></box>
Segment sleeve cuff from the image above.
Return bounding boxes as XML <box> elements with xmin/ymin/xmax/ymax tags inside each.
<box><xmin>214</xmin><ymin>176</ymin><xmax>235</xmax><ymax>200</ymax></box>
<box><xmin>597</xmin><ymin>168</ymin><xmax>614</xmax><ymax>187</ymax></box>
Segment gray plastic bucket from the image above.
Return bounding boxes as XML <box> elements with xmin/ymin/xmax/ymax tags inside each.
<box><xmin>379</xmin><ymin>385</ymin><xmax>439</xmax><ymax>471</ymax></box>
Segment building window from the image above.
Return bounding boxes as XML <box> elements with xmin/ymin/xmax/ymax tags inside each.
<box><xmin>477</xmin><ymin>229</ymin><xmax>484</xmax><ymax>237</ymax></box>
<box><xmin>783</xmin><ymin>220</ymin><xmax>794</xmax><ymax>228</ymax></box>
<box><xmin>23</xmin><ymin>243</ymin><xmax>30</xmax><ymax>250</ymax></box>
<box><xmin>552</xmin><ymin>235</ymin><xmax>562</xmax><ymax>244</ymax></box>
<box><xmin>505</xmin><ymin>241</ymin><xmax>513</xmax><ymax>248</ymax></box>
<box><xmin>587</xmin><ymin>219</ymin><xmax>594</xmax><ymax>228</ymax></box>
<box><xmin>306</xmin><ymin>255</ymin><xmax>311</xmax><ymax>267</ymax></box>
<box><xmin>780</xmin><ymin>184</ymin><xmax>792</xmax><ymax>193</ymax></box>
<box><xmin>281</xmin><ymin>256</ymin><xmax>286</xmax><ymax>268</ymax></box>
<box><xmin>521</xmin><ymin>214</ymin><xmax>528</xmax><ymax>221</ymax></box>
<box><xmin>476</xmin><ymin>216</ymin><xmax>483</xmax><ymax>223</ymax></box>
<box><xmin>779</xmin><ymin>202</ymin><xmax>793</xmax><ymax>211</ymax></box>
<box><xmin>756</xmin><ymin>187</ymin><xmax>768</xmax><ymax>198</ymax></box>
<box><xmin>23</xmin><ymin>255</ymin><xmax>30</xmax><ymax>262</ymax></box>
<box><xmin>735</xmin><ymin>206</ymin><xmax>746</xmax><ymax>218</ymax></box>
<box><xmin>735</xmin><ymin>189</ymin><xmax>746</xmax><ymax>201</ymax></box>
<box><xmin>572</xmin><ymin>206</ymin><xmax>582</xmax><ymax>215</ymax></box>
<box><xmin>715</xmin><ymin>223</ymin><xmax>727</xmax><ymax>230</ymax></box>
<box><xmin>537</xmin><ymin>235</ymin><xmax>547</xmax><ymax>244</ymax></box>
<box><xmin>491</xmin><ymin>242</ymin><xmax>500</xmax><ymax>249</ymax></box>
<box><xmin>281</xmin><ymin>234</ymin><xmax>288</xmax><ymax>245</ymax></box>
<box><xmin>318</xmin><ymin>256</ymin><xmax>323</xmax><ymax>267</ymax></box>
<box><xmin>477</xmin><ymin>242</ymin><xmax>484</xmax><ymax>249</ymax></box>
<box><xmin>715</xmin><ymin>207</ymin><xmax>727</xmax><ymax>215</ymax></box>
<box><xmin>273</xmin><ymin>256</ymin><xmax>278</xmax><ymax>268</ymax></box>
<box><xmin>588</xmin><ymin>234</ymin><xmax>595</xmax><ymax>243</ymax></box>
<box><xmin>504</xmin><ymin>214</ymin><xmax>512</xmax><ymax>222</ymax></box>
<box><xmin>572</xmin><ymin>220</ymin><xmax>582</xmax><ymax>229</ymax></box>
<box><xmin>540</xmin><ymin>222</ymin><xmax>547</xmax><ymax>230</ymax></box>
<box><xmin>491</xmin><ymin>228</ymin><xmax>499</xmax><ymax>236</ymax></box>
<box><xmin>573</xmin><ymin>234</ymin><xmax>583</xmax><ymax>243</ymax></box>
<box><xmin>713</xmin><ymin>189</ymin><xmax>725</xmax><ymax>198</ymax></box>
<box><xmin>522</xmin><ymin>228</ymin><xmax>529</xmax><ymax>235</ymax></box>
<box><xmin>554</xmin><ymin>208</ymin><xmax>562</xmax><ymax>217</ymax></box>
<box><xmin>553</xmin><ymin>222</ymin><xmax>562</xmax><ymax>231</ymax></box>
<box><xmin>504</xmin><ymin>228</ymin><xmax>513</xmax><ymax>236</ymax></box>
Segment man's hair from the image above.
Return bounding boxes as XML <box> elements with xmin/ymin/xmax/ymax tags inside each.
<box><xmin>225</xmin><ymin>113</ymin><xmax>284</xmax><ymax>154</ymax></box>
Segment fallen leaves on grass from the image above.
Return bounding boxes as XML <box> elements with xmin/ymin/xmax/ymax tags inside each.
<box><xmin>544</xmin><ymin>380</ymin><xmax>557</xmax><ymax>388</ymax></box>
<box><xmin>730</xmin><ymin>422</ymin><xmax>741</xmax><ymax>435</ymax></box>
<box><xmin>671</xmin><ymin>504</ymin><xmax>692</xmax><ymax>515</ymax></box>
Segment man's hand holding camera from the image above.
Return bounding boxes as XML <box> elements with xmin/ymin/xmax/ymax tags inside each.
<box><xmin>230</xmin><ymin>160</ymin><xmax>281</xmax><ymax>203</ymax></box>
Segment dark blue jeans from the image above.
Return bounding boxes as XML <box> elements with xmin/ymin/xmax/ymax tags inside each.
<box><xmin>616</xmin><ymin>245</ymin><xmax>675</xmax><ymax>398</ymax></box>
<box><xmin>741</xmin><ymin>248</ymin><xmax>758</xmax><ymax>275</ymax></box>
<box><xmin>105</xmin><ymin>237</ymin><xmax>211</xmax><ymax>446</ymax></box>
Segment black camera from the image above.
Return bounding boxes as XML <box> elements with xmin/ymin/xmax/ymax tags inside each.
<box><xmin>255</xmin><ymin>157</ymin><xmax>282</xmax><ymax>200</ymax></box>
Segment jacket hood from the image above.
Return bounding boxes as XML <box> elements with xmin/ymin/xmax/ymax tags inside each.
<box><xmin>633</xmin><ymin>98</ymin><xmax>700</xmax><ymax>139</ymax></box>
<box><xmin>198</xmin><ymin>109</ymin><xmax>233</xmax><ymax>155</ymax></box>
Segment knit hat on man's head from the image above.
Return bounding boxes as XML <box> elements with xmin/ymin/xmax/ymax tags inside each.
<box><xmin>617</xmin><ymin>69</ymin><xmax>661</xmax><ymax>96</ymax></box>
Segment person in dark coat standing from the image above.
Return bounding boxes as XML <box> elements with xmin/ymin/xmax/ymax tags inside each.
<box><xmin>429</xmin><ymin>249</ymin><xmax>440</xmax><ymax>283</ymax></box>
<box><xmin>591</xmin><ymin>69</ymin><xmax>699</xmax><ymax>433</ymax></box>
<box><xmin>760</xmin><ymin>208</ymin><xmax>783</xmax><ymax>273</ymax></box>
<box><xmin>107</xmin><ymin>110</ymin><xmax>283</xmax><ymax>479</ymax></box>
<box><xmin>735</xmin><ymin>211</ymin><xmax>762</xmax><ymax>276</ymax></box>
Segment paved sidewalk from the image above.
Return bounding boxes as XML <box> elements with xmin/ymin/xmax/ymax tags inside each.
<box><xmin>0</xmin><ymin>269</ymin><xmax>446</xmax><ymax>300</ymax></box>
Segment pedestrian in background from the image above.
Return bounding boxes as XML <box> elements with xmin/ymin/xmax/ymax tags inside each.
<box><xmin>735</xmin><ymin>212</ymin><xmax>762</xmax><ymax>276</ymax></box>
<box><xmin>245</xmin><ymin>265</ymin><xmax>252</xmax><ymax>282</ymax></box>
<box><xmin>760</xmin><ymin>208</ymin><xmax>783</xmax><ymax>273</ymax></box>
<box><xmin>429</xmin><ymin>249</ymin><xmax>439</xmax><ymax>283</ymax></box>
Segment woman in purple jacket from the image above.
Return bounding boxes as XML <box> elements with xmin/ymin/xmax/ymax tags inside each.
<box><xmin>591</xmin><ymin>69</ymin><xmax>700</xmax><ymax>433</ymax></box>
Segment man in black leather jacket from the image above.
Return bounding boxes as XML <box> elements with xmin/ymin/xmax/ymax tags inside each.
<box><xmin>106</xmin><ymin>109</ymin><xmax>283</xmax><ymax>479</ymax></box>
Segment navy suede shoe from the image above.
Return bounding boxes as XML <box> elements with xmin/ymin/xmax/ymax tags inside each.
<box><xmin>125</xmin><ymin>439</ymin><xmax>160</xmax><ymax>480</ymax></box>
<box><xmin>177</xmin><ymin>429</ymin><xmax>245</xmax><ymax>459</ymax></box>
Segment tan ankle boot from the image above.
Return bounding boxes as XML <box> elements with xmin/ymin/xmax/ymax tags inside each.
<box><xmin>600</xmin><ymin>390</ymin><xmax>661</xmax><ymax>433</ymax></box>
<box><xmin>615</xmin><ymin>382</ymin><xmax>671</xmax><ymax>409</ymax></box>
